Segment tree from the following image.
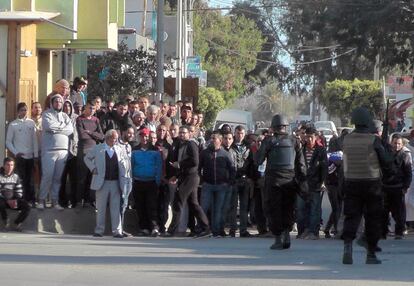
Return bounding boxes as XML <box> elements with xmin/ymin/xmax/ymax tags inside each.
<box><xmin>193</xmin><ymin>1</ymin><xmax>265</xmax><ymax>104</ymax></box>
<box><xmin>197</xmin><ymin>87</ymin><xmax>226</xmax><ymax>128</ymax></box>
<box><xmin>320</xmin><ymin>79</ymin><xmax>383</xmax><ymax>125</ymax></box>
<box><xmin>256</xmin><ymin>83</ymin><xmax>296</xmax><ymax>122</ymax></box>
<box><xmin>87</xmin><ymin>43</ymin><xmax>168</xmax><ymax>100</ymax></box>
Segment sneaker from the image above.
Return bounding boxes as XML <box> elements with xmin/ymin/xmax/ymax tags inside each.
<box><xmin>53</xmin><ymin>204</ymin><xmax>64</xmax><ymax>211</ymax></box>
<box><xmin>395</xmin><ymin>234</ymin><xmax>403</xmax><ymax>240</ymax></box>
<box><xmin>240</xmin><ymin>231</ymin><xmax>252</xmax><ymax>238</ymax></box>
<box><xmin>1</xmin><ymin>219</ymin><xmax>9</xmax><ymax>231</ymax></box>
<box><xmin>93</xmin><ymin>233</ymin><xmax>103</xmax><ymax>237</ymax></box>
<box><xmin>219</xmin><ymin>230</ymin><xmax>227</xmax><ymax>237</ymax></box>
<box><xmin>36</xmin><ymin>202</ymin><xmax>45</xmax><ymax>210</ymax></box>
<box><xmin>13</xmin><ymin>223</ymin><xmax>23</xmax><ymax>232</ymax></box>
<box><xmin>187</xmin><ymin>232</ymin><xmax>197</xmax><ymax>237</ymax></box>
<box><xmin>324</xmin><ymin>231</ymin><xmax>332</xmax><ymax>239</ymax></box>
<box><xmin>137</xmin><ymin>229</ymin><xmax>150</xmax><ymax>236</ymax></box>
<box><xmin>195</xmin><ymin>230</ymin><xmax>211</xmax><ymax>238</ymax></box>
<box><xmin>113</xmin><ymin>233</ymin><xmax>124</xmax><ymax>238</ymax></box>
<box><xmin>151</xmin><ymin>229</ymin><xmax>160</xmax><ymax>237</ymax></box>
<box><xmin>122</xmin><ymin>231</ymin><xmax>133</xmax><ymax>238</ymax></box>
<box><xmin>229</xmin><ymin>230</ymin><xmax>236</xmax><ymax>237</ymax></box>
<box><xmin>161</xmin><ymin>232</ymin><xmax>174</xmax><ymax>237</ymax></box>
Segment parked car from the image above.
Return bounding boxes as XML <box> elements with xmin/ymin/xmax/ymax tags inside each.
<box><xmin>317</xmin><ymin>127</ymin><xmax>335</xmax><ymax>144</ymax></box>
<box><xmin>314</xmin><ymin>121</ymin><xmax>338</xmax><ymax>135</ymax></box>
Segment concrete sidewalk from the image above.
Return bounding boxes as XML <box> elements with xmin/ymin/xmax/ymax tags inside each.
<box><xmin>0</xmin><ymin>233</ymin><xmax>413</xmax><ymax>286</ymax></box>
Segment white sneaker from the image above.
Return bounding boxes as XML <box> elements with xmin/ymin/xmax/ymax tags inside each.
<box><xmin>54</xmin><ymin>204</ymin><xmax>64</xmax><ymax>211</ymax></box>
<box><xmin>36</xmin><ymin>203</ymin><xmax>45</xmax><ymax>210</ymax></box>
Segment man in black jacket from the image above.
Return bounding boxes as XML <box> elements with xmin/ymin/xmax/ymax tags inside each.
<box><xmin>382</xmin><ymin>133</ymin><xmax>412</xmax><ymax>239</ymax></box>
<box><xmin>100</xmin><ymin>101</ymin><xmax>133</xmax><ymax>134</ymax></box>
<box><xmin>199</xmin><ymin>132</ymin><xmax>236</xmax><ymax>237</ymax></box>
<box><xmin>228</xmin><ymin>125</ymin><xmax>253</xmax><ymax>237</ymax></box>
<box><xmin>166</xmin><ymin>126</ymin><xmax>210</xmax><ymax>236</ymax></box>
<box><xmin>297</xmin><ymin>127</ymin><xmax>328</xmax><ymax>239</ymax></box>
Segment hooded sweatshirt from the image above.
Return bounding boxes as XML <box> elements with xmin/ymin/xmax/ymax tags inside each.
<box><xmin>63</xmin><ymin>99</ymin><xmax>78</xmax><ymax>156</ymax></box>
<box><xmin>41</xmin><ymin>94</ymin><xmax>74</xmax><ymax>152</ymax></box>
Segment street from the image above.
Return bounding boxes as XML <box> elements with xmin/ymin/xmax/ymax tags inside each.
<box><xmin>0</xmin><ymin>232</ymin><xmax>413</xmax><ymax>286</ymax></box>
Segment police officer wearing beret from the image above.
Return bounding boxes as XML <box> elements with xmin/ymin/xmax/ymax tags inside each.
<box><xmin>256</xmin><ymin>114</ymin><xmax>307</xmax><ymax>250</ymax></box>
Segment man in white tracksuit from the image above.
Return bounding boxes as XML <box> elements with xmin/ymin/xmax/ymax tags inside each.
<box><xmin>37</xmin><ymin>94</ymin><xmax>73</xmax><ymax>210</ymax></box>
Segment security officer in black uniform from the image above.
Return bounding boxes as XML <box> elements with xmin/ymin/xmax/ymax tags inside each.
<box><xmin>256</xmin><ymin>114</ymin><xmax>307</xmax><ymax>250</ymax></box>
<box><xmin>342</xmin><ymin>107</ymin><xmax>391</xmax><ymax>265</ymax></box>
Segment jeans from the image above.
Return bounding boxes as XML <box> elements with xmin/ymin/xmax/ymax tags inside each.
<box><xmin>296</xmin><ymin>191</ymin><xmax>323</xmax><ymax>235</ymax></box>
<box><xmin>228</xmin><ymin>180</ymin><xmax>250</xmax><ymax>232</ymax></box>
<box><xmin>324</xmin><ymin>184</ymin><xmax>342</xmax><ymax>234</ymax></box>
<box><xmin>201</xmin><ymin>183</ymin><xmax>228</xmax><ymax>235</ymax></box>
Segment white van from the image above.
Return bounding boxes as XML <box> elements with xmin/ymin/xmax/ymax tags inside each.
<box><xmin>214</xmin><ymin>109</ymin><xmax>255</xmax><ymax>132</ymax></box>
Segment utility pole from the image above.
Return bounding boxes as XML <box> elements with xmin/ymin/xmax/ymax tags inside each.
<box><xmin>156</xmin><ymin>0</ymin><xmax>165</xmax><ymax>101</ymax></box>
<box><xmin>175</xmin><ymin>0</ymin><xmax>183</xmax><ymax>102</ymax></box>
<box><xmin>142</xmin><ymin>0</ymin><xmax>147</xmax><ymax>36</ymax></box>
<box><xmin>182</xmin><ymin>0</ymin><xmax>187</xmax><ymax>78</ymax></box>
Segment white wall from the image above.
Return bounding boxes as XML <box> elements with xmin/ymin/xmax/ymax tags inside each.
<box><xmin>125</xmin><ymin>0</ymin><xmax>154</xmax><ymax>37</ymax></box>
<box><xmin>0</xmin><ymin>25</ymin><xmax>8</xmax><ymax>163</ymax></box>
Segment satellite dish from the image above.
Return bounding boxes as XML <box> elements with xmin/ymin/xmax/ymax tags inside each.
<box><xmin>164</xmin><ymin>32</ymin><xmax>168</xmax><ymax>41</ymax></box>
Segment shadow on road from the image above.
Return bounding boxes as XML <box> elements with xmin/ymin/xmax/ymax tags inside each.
<box><xmin>1</xmin><ymin>234</ymin><xmax>414</xmax><ymax>282</ymax></box>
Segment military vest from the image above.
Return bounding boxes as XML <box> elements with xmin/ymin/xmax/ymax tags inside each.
<box><xmin>267</xmin><ymin>135</ymin><xmax>295</xmax><ymax>170</ymax></box>
<box><xmin>343</xmin><ymin>132</ymin><xmax>380</xmax><ymax>180</ymax></box>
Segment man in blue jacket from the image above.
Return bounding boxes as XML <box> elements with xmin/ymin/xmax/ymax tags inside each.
<box><xmin>199</xmin><ymin>131</ymin><xmax>235</xmax><ymax>237</ymax></box>
<box><xmin>131</xmin><ymin>128</ymin><xmax>162</xmax><ymax>236</ymax></box>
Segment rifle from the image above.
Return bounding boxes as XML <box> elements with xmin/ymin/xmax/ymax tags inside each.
<box><xmin>382</xmin><ymin>98</ymin><xmax>390</xmax><ymax>146</ymax></box>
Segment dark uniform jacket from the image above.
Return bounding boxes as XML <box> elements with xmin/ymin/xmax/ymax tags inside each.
<box><xmin>256</xmin><ymin>132</ymin><xmax>307</xmax><ymax>187</ymax></box>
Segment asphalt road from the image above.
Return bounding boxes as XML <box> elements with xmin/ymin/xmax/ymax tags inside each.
<box><xmin>0</xmin><ymin>232</ymin><xmax>413</xmax><ymax>286</ymax></box>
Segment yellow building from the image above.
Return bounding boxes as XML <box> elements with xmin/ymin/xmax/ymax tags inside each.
<box><xmin>0</xmin><ymin>0</ymin><xmax>125</xmax><ymax>161</ymax></box>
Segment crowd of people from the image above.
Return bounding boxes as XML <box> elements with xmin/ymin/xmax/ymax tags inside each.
<box><xmin>1</xmin><ymin>78</ymin><xmax>414</xmax><ymax>264</ymax></box>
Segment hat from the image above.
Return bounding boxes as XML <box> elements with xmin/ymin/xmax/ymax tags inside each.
<box><xmin>139</xmin><ymin>128</ymin><xmax>150</xmax><ymax>136</ymax></box>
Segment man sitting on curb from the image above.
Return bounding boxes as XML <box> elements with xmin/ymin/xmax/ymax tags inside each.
<box><xmin>0</xmin><ymin>157</ymin><xmax>31</xmax><ymax>231</ymax></box>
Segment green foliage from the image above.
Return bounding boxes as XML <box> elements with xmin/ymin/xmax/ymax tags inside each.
<box><xmin>320</xmin><ymin>79</ymin><xmax>383</xmax><ymax>125</ymax></box>
<box><xmin>193</xmin><ymin>3</ymin><xmax>265</xmax><ymax>104</ymax></box>
<box><xmin>279</xmin><ymin>0</ymin><xmax>414</xmax><ymax>82</ymax></box>
<box><xmin>87</xmin><ymin>43</ymin><xmax>158</xmax><ymax>100</ymax></box>
<box><xmin>197</xmin><ymin>87</ymin><xmax>226</xmax><ymax>128</ymax></box>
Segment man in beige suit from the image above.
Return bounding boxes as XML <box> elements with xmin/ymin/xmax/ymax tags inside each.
<box><xmin>84</xmin><ymin>129</ymin><xmax>132</xmax><ymax>238</ymax></box>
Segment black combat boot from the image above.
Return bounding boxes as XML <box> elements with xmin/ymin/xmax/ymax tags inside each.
<box><xmin>270</xmin><ymin>235</ymin><xmax>283</xmax><ymax>250</ymax></box>
<box><xmin>342</xmin><ymin>241</ymin><xmax>353</xmax><ymax>264</ymax></box>
<box><xmin>366</xmin><ymin>248</ymin><xmax>382</xmax><ymax>264</ymax></box>
<box><xmin>282</xmin><ymin>230</ymin><xmax>291</xmax><ymax>249</ymax></box>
